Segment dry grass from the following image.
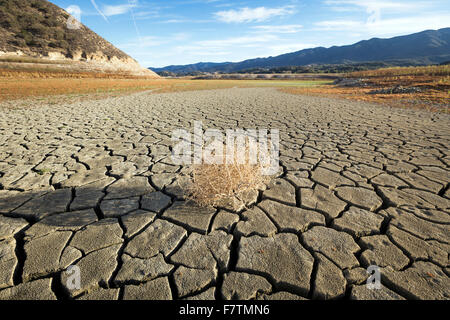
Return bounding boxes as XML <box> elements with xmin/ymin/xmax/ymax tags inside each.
<box><xmin>0</xmin><ymin>72</ymin><xmax>328</xmax><ymax>104</ymax></box>
<box><xmin>187</xmin><ymin>162</ymin><xmax>268</xmax><ymax>208</ymax></box>
<box><xmin>186</xmin><ymin>145</ymin><xmax>275</xmax><ymax>208</ymax></box>
<box><xmin>281</xmin><ymin>65</ymin><xmax>450</xmax><ymax>113</ymax></box>
<box><xmin>350</xmin><ymin>65</ymin><xmax>450</xmax><ymax>78</ymax></box>
<box><xmin>0</xmin><ymin>68</ymin><xmax>152</xmax><ymax>78</ymax></box>
<box><xmin>2</xmin><ymin>65</ymin><xmax>447</xmax><ymax>112</ymax></box>
<box><xmin>0</xmin><ymin>57</ymin><xmax>73</xmax><ymax>64</ymax></box>
<box><xmin>0</xmin><ymin>77</ymin><xmax>161</xmax><ymax>101</ymax></box>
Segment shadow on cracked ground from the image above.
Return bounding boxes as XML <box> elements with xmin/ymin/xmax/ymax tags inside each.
<box><xmin>0</xmin><ymin>175</ymin><xmax>449</xmax><ymax>301</ymax></box>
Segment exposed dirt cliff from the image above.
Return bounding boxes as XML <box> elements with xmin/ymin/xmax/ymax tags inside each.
<box><xmin>0</xmin><ymin>0</ymin><xmax>158</xmax><ymax>77</ymax></box>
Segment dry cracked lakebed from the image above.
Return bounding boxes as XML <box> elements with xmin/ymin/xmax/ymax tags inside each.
<box><xmin>0</xmin><ymin>88</ymin><xmax>449</xmax><ymax>300</ymax></box>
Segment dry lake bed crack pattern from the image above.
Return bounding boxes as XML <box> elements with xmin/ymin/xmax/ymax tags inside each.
<box><xmin>0</xmin><ymin>87</ymin><xmax>449</xmax><ymax>300</ymax></box>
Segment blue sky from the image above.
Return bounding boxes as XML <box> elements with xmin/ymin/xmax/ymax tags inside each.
<box><xmin>49</xmin><ymin>0</ymin><xmax>450</xmax><ymax>68</ymax></box>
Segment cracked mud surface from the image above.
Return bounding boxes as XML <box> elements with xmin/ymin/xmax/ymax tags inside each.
<box><xmin>0</xmin><ymin>88</ymin><xmax>449</xmax><ymax>300</ymax></box>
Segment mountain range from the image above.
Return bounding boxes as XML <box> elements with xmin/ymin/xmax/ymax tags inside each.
<box><xmin>151</xmin><ymin>28</ymin><xmax>450</xmax><ymax>75</ymax></box>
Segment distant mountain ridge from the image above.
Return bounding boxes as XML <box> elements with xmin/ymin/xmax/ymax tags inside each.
<box><xmin>0</xmin><ymin>0</ymin><xmax>158</xmax><ymax>77</ymax></box>
<box><xmin>151</xmin><ymin>28</ymin><xmax>450</xmax><ymax>74</ymax></box>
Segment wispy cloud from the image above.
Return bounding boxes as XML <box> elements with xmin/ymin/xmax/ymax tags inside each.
<box><xmin>323</xmin><ymin>0</ymin><xmax>431</xmax><ymax>24</ymax></box>
<box><xmin>102</xmin><ymin>2</ymin><xmax>138</xmax><ymax>17</ymax></box>
<box><xmin>215</xmin><ymin>6</ymin><xmax>295</xmax><ymax>23</ymax></box>
<box><xmin>90</xmin><ymin>0</ymin><xmax>108</xmax><ymax>21</ymax></box>
<box><xmin>157</xmin><ymin>18</ymin><xmax>213</xmax><ymax>24</ymax></box>
<box><xmin>314</xmin><ymin>20</ymin><xmax>361</xmax><ymax>29</ymax></box>
<box><xmin>162</xmin><ymin>34</ymin><xmax>280</xmax><ymax>63</ymax></box>
<box><xmin>315</xmin><ymin>14</ymin><xmax>450</xmax><ymax>36</ymax></box>
<box><xmin>318</xmin><ymin>0</ymin><xmax>448</xmax><ymax>36</ymax></box>
<box><xmin>133</xmin><ymin>10</ymin><xmax>160</xmax><ymax>20</ymax></box>
<box><xmin>127</xmin><ymin>0</ymin><xmax>142</xmax><ymax>43</ymax></box>
<box><xmin>160</xmin><ymin>19</ymin><xmax>186</xmax><ymax>23</ymax></box>
<box><xmin>98</xmin><ymin>0</ymin><xmax>449</xmax><ymax>68</ymax></box>
<box><xmin>365</xmin><ymin>15</ymin><xmax>450</xmax><ymax>35</ymax></box>
<box><xmin>196</xmin><ymin>34</ymin><xmax>279</xmax><ymax>47</ymax></box>
<box><xmin>251</xmin><ymin>24</ymin><xmax>303</xmax><ymax>34</ymax></box>
<box><xmin>324</xmin><ymin>0</ymin><xmax>427</xmax><ymax>12</ymax></box>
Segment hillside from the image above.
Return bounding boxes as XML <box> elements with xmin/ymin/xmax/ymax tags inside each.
<box><xmin>0</xmin><ymin>0</ymin><xmax>158</xmax><ymax>77</ymax></box>
<box><xmin>152</xmin><ymin>28</ymin><xmax>450</xmax><ymax>75</ymax></box>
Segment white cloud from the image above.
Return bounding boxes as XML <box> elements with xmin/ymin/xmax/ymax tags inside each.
<box><xmin>324</xmin><ymin>0</ymin><xmax>433</xmax><ymax>24</ymax></box>
<box><xmin>133</xmin><ymin>10</ymin><xmax>160</xmax><ymax>20</ymax></box>
<box><xmin>364</xmin><ymin>15</ymin><xmax>450</xmax><ymax>35</ymax></box>
<box><xmin>161</xmin><ymin>19</ymin><xmax>186</xmax><ymax>23</ymax></box>
<box><xmin>102</xmin><ymin>3</ymin><xmax>137</xmax><ymax>17</ymax></box>
<box><xmin>319</xmin><ymin>0</ymin><xmax>450</xmax><ymax>37</ymax></box>
<box><xmin>156</xmin><ymin>34</ymin><xmax>282</xmax><ymax>64</ymax></box>
<box><xmin>215</xmin><ymin>6</ymin><xmax>295</xmax><ymax>23</ymax></box>
<box><xmin>157</xmin><ymin>19</ymin><xmax>213</xmax><ymax>24</ymax></box>
<box><xmin>196</xmin><ymin>34</ymin><xmax>279</xmax><ymax>48</ymax></box>
<box><xmin>314</xmin><ymin>20</ymin><xmax>361</xmax><ymax>29</ymax></box>
<box><xmin>251</xmin><ymin>24</ymin><xmax>303</xmax><ymax>33</ymax></box>
<box><xmin>173</xmin><ymin>40</ymin><xmax>319</xmax><ymax>64</ymax></box>
<box><xmin>315</xmin><ymin>14</ymin><xmax>450</xmax><ymax>36</ymax></box>
<box><xmin>324</xmin><ymin>0</ymin><xmax>426</xmax><ymax>12</ymax></box>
